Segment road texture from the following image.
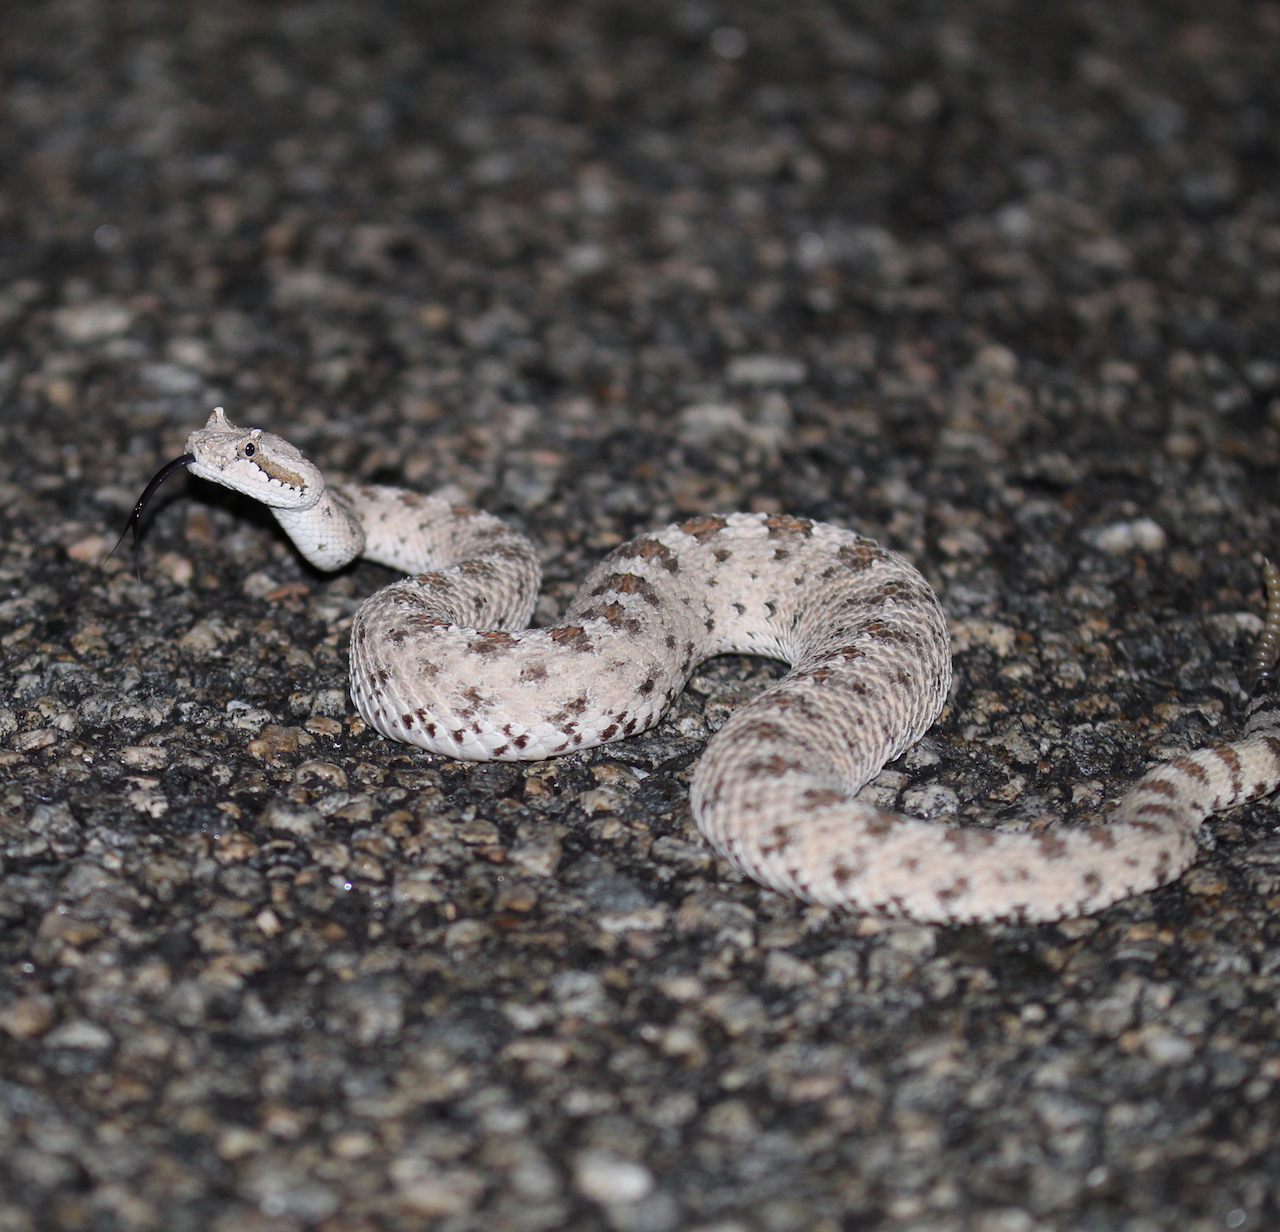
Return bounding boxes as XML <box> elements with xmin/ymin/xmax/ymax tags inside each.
<box><xmin>2</xmin><ymin>2</ymin><xmax>1280</xmax><ymax>1229</ymax></box>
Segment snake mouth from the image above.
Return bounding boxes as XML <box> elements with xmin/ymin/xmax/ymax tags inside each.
<box><xmin>127</xmin><ymin>453</ymin><xmax>196</xmax><ymax>537</ymax></box>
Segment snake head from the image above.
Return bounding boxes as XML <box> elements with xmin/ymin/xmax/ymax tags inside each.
<box><xmin>185</xmin><ymin>406</ymin><xmax>323</xmax><ymax>510</ymax></box>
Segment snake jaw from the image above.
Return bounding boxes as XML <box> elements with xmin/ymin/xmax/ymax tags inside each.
<box><xmin>184</xmin><ymin>406</ymin><xmax>324</xmax><ymax>509</ymax></box>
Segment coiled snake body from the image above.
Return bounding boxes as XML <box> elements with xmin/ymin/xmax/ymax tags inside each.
<box><xmin>141</xmin><ymin>409</ymin><xmax>1280</xmax><ymax>923</ymax></box>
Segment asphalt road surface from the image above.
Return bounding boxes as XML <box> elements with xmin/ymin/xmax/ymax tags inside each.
<box><xmin>2</xmin><ymin>2</ymin><xmax>1280</xmax><ymax>1230</ymax></box>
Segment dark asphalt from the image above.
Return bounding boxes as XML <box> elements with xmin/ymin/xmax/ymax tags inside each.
<box><xmin>2</xmin><ymin>2</ymin><xmax>1280</xmax><ymax>1230</ymax></box>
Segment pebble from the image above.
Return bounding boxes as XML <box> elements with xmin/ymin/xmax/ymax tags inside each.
<box><xmin>574</xmin><ymin>1150</ymin><xmax>656</xmax><ymax>1205</ymax></box>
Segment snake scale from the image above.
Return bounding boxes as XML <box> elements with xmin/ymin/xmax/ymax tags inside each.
<box><xmin>133</xmin><ymin>408</ymin><xmax>1280</xmax><ymax>923</ymax></box>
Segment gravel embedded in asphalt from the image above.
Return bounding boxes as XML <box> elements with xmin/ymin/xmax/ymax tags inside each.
<box><xmin>3</xmin><ymin>2</ymin><xmax>1280</xmax><ymax>1230</ymax></box>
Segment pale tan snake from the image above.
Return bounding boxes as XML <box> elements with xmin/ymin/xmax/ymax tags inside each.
<box><xmin>132</xmin><ymin>408</ymin><xmax>1280</xmax><ymax>923</ymax></box>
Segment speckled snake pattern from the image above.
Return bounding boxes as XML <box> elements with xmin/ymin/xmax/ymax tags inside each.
<box><xmin>147</xmin><ymin>409</ymin><xmax>1280</xmax><ymax>923</ymax></box>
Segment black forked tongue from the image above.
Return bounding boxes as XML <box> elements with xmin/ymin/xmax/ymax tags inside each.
<box><xmin>104</xmin><ymin>453</ymin><xmax>195</xmax><ymax>570</ymax></box>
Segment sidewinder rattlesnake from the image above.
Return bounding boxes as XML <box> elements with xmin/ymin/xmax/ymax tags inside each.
<box><xmin>129</xmin><ymin>408</ymin><xmax>1280</xmax><ymax>923</ymax></box>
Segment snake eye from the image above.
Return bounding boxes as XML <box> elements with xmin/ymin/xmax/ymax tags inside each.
<box><xmin>243</xmin><ymin>442</ymin><xmax>256</xmax><ymax>458</ymax></box>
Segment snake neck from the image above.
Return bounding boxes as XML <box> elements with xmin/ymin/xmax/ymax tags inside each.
<box><xmin>272</xmin><ymin>487</ymin><xmax>366</xmax><ymax>571</ymax></box>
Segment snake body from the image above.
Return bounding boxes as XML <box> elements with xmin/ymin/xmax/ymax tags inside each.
<box><xmin>163</xmin><ymin>409</ymin><xmax>1280</xmax><ymax>923</ymax></box>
